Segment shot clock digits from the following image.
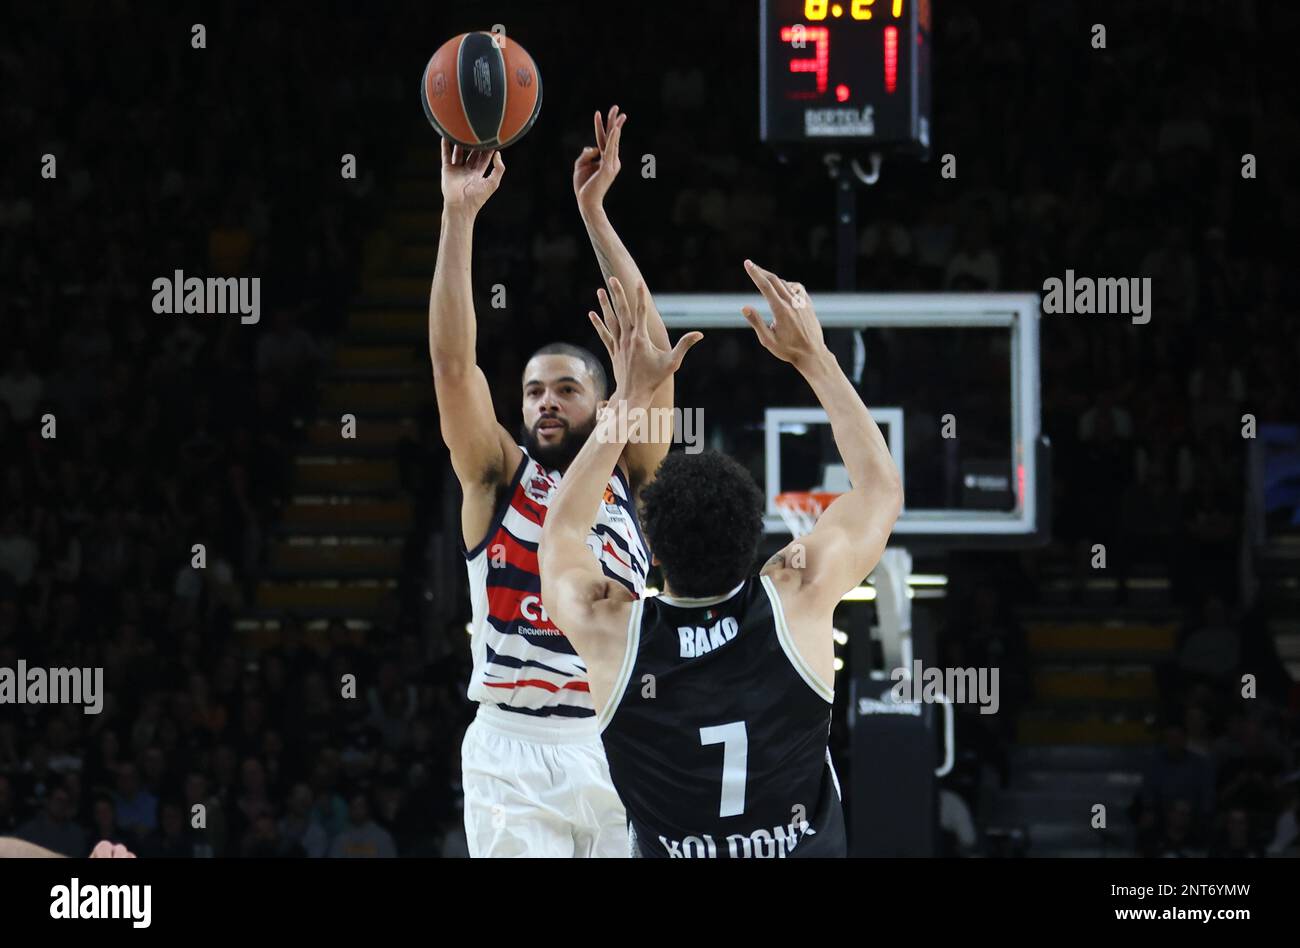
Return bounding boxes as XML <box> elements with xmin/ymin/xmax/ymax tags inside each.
<box><xmin>803</xmin><ymin>0</ymin><xmax>899</xmax><ymax>20</ymax></box>
<box><xmin>759</xmin><ymin>0</ymin><xmax>931</xmax><ymax>151</ymax></box>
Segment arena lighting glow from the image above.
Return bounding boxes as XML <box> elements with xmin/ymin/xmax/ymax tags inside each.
<box><xmin>833</xmin><ymin>657</ymin><xmax>845</xmax><ymax>672</ymax></box>
<box><xmin>641</xmin><ymin>578</ymin><xmax>945</xmax><ymax>608</ymax></box>
<box><xmin>841</xmin><ymin>586</ymin><xmax>936</xmax><ymax>602</ymax></box>
<box><xmin>643</xmin><ymin>581</ymin><xmax>942</xmax><ymax>607</ymax></box>
<box><xmin>908</xmin><ymin>574</ymin><xmax>948</xmax><ymax>586</ymax></box>
<box><xmin>833</xmin><ymin>629</ymin><xmax>849</xmax><ymax>645</ymax></box>
<box><xmin>884</xmin><ymin>26</ymin><xmax>898</xmax><ymax>93</ymax></box>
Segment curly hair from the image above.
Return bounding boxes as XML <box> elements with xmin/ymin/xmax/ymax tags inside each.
<box><xmin>638</xmin><ymin>451</ymin><xmax>764</xmax><ymax>598</ymax></box>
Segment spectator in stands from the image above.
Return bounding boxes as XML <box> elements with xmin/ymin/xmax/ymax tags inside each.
<box><xmin>89</xmin><ymin>795</ymin><xmax>132</xmax><ymax>852</ymax></box>
<box><xmin>236</xmin><ymin>758</ymin><xmax>274</xmax><ymax>831</ymax></box>
<box><xmin>137</xmin><ymin>800</ymin><xmax>197</xmax><ymax>859</ymax></box>
<box><xmin>112</xmin><ymin>762</ymin><xmax>158</xmax><ymax>839</ymax></box>
<box><xmin>0</xmin><ymin>349</ymin><xmax>43</xmax><ymax>426</ymax></box>
<box><xmin>1178</xmin><ymin>595</ymin><xmax>1241</xmax><ymax>686</ymax></box>
<box><xmin>0</xmin><ymin>511</ymin><xmax>38</xmax><ymax>588</ymax></box>
<box><xmin>0</xmin><ymin>775</ymin><xmax>20</xmax><ymax>836</ymax></box>
<box><xmin>1209</xmin><ymin>808</ymin><xmax>1263</xmax><ymax>858</ymax></box>
<box><xmin>1214</xmin><ymin>711</ymin><xmax>1288</xmax><ymax>821</ymax></box>
<box><xmin>943</xmin><ymin>217</ymin><xmax>1001</xmax><ymax>290</ymax></box>
<box><xmin>1183</xmin><ymin>703</ymin><xmax>1215</xmax><ymax>758</ymax></box>
<box><xmin>242</xmin><ymin>812</ymin><xmax>304</xmax><ymax>858</ymax></box>
<box><xmin>15</xmin><ymin>785</ymin><xmax>86</xmax><ymax>857</ymax></box>
<box><xmin>1265</xmin><ymin>780</ymin><xmax>1299</xmax><ymax>856</ymax></box>
<box><xmin>1137</xmin><ymin>724</ymin><xmax>1215</xmax><ymax>847</ymax></box>
<box><xmin>328</xmin><ymin>792</ymin><xmax>396</xmax><ymax>858</ymax></box>
<box><xmin>309</xmin><ymin>757</ymin><xmax>349</xmax><ymax>840</ymax></box>
<box><xmin>255</xmin><ymin>308</ymin><xmax>321</xmax><ymax>421</ymax></box>
<box><xmin>183</xmin><ymin>772</ymin><xmax>225</xmax><ymax>858</ymax></box>
<box><xmin>1148</xmin><ymin>798</ymin><xmax>1206</xmax><ymax>858</ymax></box>
<box><xmin>280</xmin><ymin>783</ymin><xmax>329</xmax><ymax>858</ymax></box>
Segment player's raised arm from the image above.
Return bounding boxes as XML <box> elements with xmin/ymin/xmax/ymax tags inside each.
<box><xmin>743</xmin><ymin>260</ymin><xmax>904</xmax><ymax>613</ymax></box>
<box><xmin>429</xmin><ymin>140</ymin><xmax>520</xmax><ymax>546</ymax></box>
<box><xmin>574</xmin><ymin>106</ymin><xmax>673</xmax><ymax>490</ymax></box>
<box><xmin>0</xmin><ymin>838</ymin><xmax>135</xmax><ymax>858</ymax></box>
<box><xmin>539</xmin><ymin>278</ymin><xmax>701</xmax><ymax>663</ymax></box>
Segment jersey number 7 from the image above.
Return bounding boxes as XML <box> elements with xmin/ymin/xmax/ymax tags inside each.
<box><xmin>699</xmin><ymin>721</ymin><xmax>748</xmax><ymax>818</ymax></box>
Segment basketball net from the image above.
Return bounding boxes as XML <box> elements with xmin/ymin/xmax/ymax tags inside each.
<box><xmin>774</xmin><ymin>491</ymin><xmax>841</xmax><ymax>539</ymax></box>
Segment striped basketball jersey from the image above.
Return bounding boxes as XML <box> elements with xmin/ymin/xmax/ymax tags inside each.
<box><xmin>463</xmin><ymin>446</ymin><xmax>651</xmax><ymax>720</ymax></box>
<box><xmin>598</xmin><ymin>576</ymin><xmax>846</xmax><ymax>857</ymax></box>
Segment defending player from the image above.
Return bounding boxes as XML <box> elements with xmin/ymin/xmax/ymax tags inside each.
<box><xmin>539</xmin><ymin>262</ymin><xmax>903</xmax><ymax>857</ymax></box>
<box><xmin>429</xmin><ymin>107</ymin><xmax>675</xmax><ymax>857</ymax></box>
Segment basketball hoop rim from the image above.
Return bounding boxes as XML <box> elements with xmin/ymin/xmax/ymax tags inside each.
<box><xmin>774</xmin><ymin>491</ymin><xmax>842</xmax><ymax>514</ymax></box>
<box><xmin>774</xmin><ymin>491</ymin><xmax>842</xmax><ymax>538</ymax></box>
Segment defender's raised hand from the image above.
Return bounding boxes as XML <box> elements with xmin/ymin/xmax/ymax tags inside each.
<box><xmin>440</xmin><ymin>138</ymin><xmax>505</xmax><ymax>214</ymax></box>
<box><xmin>740</xmin><ymin>259</ymin><xmax>828</xmax><ymax>370</ymax></box>
<box><xmin>589</xmin><ymin>277</ymin><xmax>701</xmax><ymax>399</ymax></box>
<box><xmin>573</xmin><ymin>105</ymin><xmax>627</xmax><ymax>214</ymax></box>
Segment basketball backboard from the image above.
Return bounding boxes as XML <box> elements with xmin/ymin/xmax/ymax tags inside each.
<box><xmin>656</xmin><ymin>292</ymin><xmax>1046</xmax><ymax>547</ymax></box>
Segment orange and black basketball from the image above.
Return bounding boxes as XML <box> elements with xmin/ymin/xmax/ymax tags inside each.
<box><xmin>421</xmin><ymin>31</ymin><xmax>542</xmax><ymax>150</ymax></box>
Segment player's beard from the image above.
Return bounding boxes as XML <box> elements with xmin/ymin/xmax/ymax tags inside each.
<box><xmin>521</xmin><ymin>412</ymin><xmax>598</xmax><ymax>472</ymax></box>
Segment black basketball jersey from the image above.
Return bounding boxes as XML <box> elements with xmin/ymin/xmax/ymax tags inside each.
<box><xmin>598</xmin><ymin>575</ymin><xmax>846</xmax><ymax>858</ymax></box>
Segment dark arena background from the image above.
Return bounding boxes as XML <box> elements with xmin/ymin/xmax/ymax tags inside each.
<box><xmin>1</xmin><ymin>0</ymin><xmax>1298</xmax><ymax>930</ymax></box>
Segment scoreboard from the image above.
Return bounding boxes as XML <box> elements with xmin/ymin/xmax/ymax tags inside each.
<box><xmin>759</xmin><ymin>0</ymin><xmax>931</xmax><ymax>153</ymax></box>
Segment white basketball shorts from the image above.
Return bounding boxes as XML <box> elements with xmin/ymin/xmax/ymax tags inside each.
<box><xmin>461</xmin><ymin>703</ymin><xmax>630</xmax><ymax>858</ymax></box>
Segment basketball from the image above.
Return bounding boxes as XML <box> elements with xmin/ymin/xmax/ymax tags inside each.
<box><xmin>421</xmin><ymin>31</ymin><xmax>542</xmax><ymax>150</ymax></box>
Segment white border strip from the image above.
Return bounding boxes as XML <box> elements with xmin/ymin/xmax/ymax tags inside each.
<box><xmin>761</xmin><ymin>575</ymin><xmax>834</xmax><ymax>704</ymax></box>
<box><xmin>597</xmin><ymin>599</ymin><xmax>643</xmax><ymax>732</ymax></box>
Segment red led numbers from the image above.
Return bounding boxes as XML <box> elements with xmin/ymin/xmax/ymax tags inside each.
<box><xmin>884</xmin><ymin>25</ymin><xmax>898</xmax><ymax>93</ymax></box>
<box><xmin>781</xmin><ymin>25</ymin><xmax>830</xmax><ymax>98</ymax></box>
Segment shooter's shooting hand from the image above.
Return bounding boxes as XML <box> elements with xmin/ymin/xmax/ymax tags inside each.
<box><xmin>440</xmin><ymin>138</ymin><xmax>505</xmax><ymax>215</ymax></box>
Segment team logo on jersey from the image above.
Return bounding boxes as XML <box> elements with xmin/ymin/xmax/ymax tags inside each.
<box><xmin>519</xmin><ymin>594</ymin><xmax>551</xmax><ymax>625</ymax></box>
<box><xmin>515</xmin><ymin>67</ymin><xmax>533</xmax><ymax>88</ymax></box>
<box><xmin>523</xmin><ymin>472</ymin><xmax>556</xmax><ymax>504</ymax></box>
